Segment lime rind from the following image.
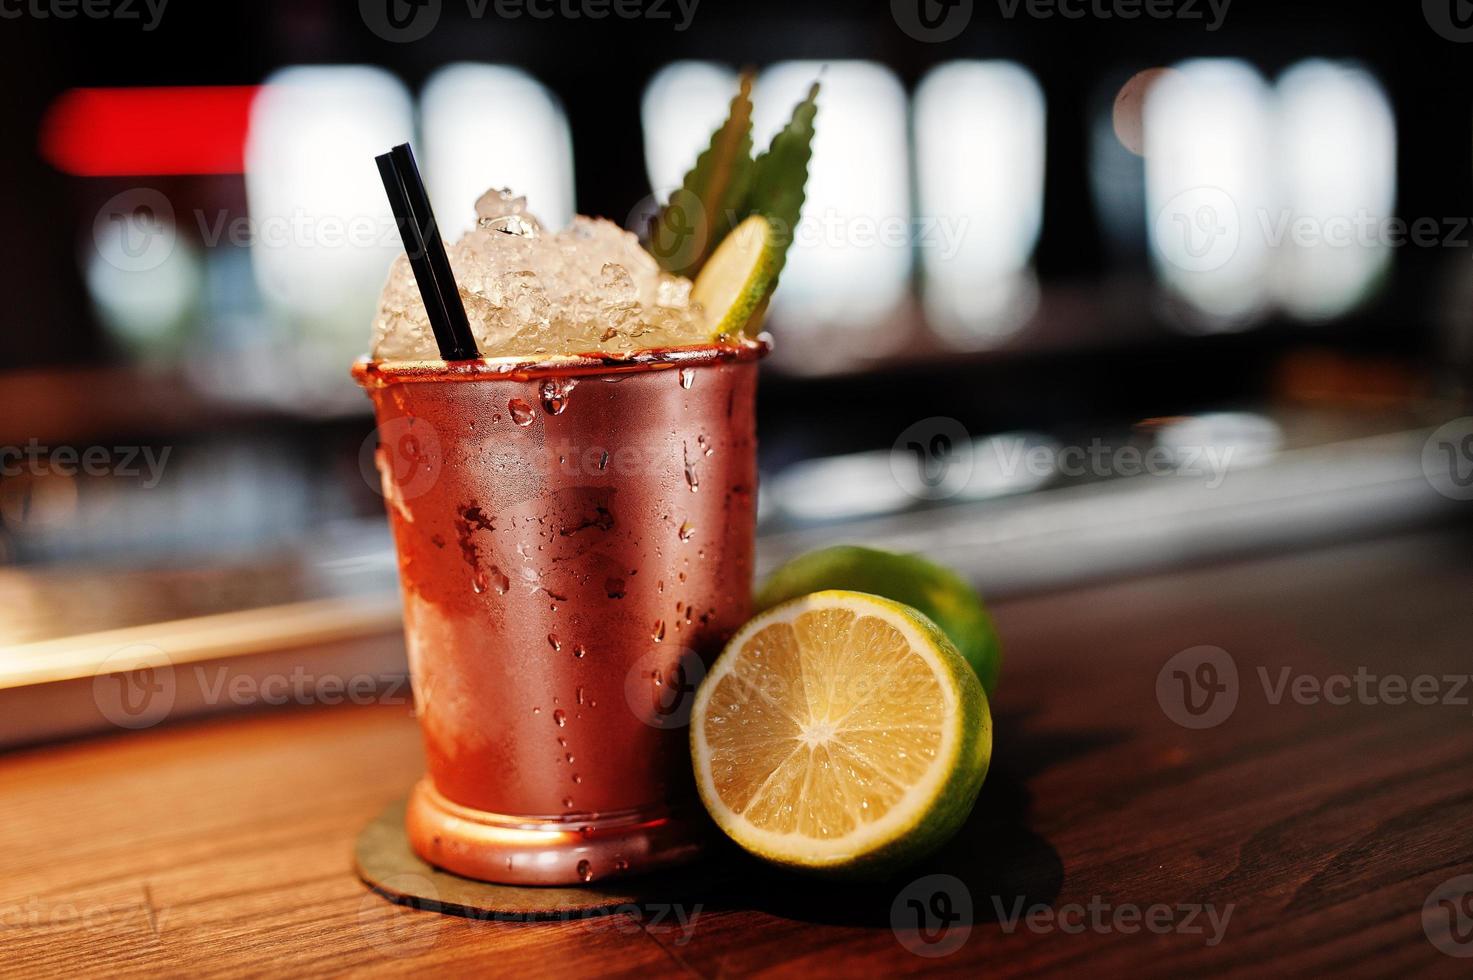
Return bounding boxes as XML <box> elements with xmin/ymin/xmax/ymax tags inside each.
<box><xmin>692</xmin><ymin>214</ymin><xmax>778</xmax><ymax>339</ymax></box>
<box><xmin>755</xmin><ymin>546</ymin><xmax>1002</xmax><ymax>696</ymax></box>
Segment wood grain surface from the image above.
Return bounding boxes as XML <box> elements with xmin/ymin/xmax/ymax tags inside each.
<box><xmin>3</xmin><ymin>530</ymin><xmax>1472</xmax><ymax>977</ymax></box>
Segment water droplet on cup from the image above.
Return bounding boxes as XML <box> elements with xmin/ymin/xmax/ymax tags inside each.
<box><xmin>553</xmin><ymin>709</ymin><xmax>567</xmax><ymax>727</ymax></box>
<box><xmin>577</xmin><ymin>860</ymin><xmax>593</xmax><ymax>882</ymax></box>
<box><xmin>548</xmin><ymin>634</ymin><xmax>562</xmax><ymax>652</ymax></box>
<box><xmin>508</xmin><ymin>399</ymin><xmax>535</xmax><ymax>426</ymax></box>
<box><xmin>678</xmin><ymin>367</ymin><xmax>694</xmax><ymax>389</ymax></box>
<box><xmin>540</xmin><ymin>378</ymin><xmax>576</xmax><ymax>415</ymax></box>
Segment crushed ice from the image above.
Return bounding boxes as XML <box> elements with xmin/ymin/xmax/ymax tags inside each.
<box><xmin>372</xmin><ymin>189</ymin><xmax>707</xmax><ymax>360</ymax></box>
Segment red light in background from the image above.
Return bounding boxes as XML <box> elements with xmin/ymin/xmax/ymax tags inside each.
<box><xmin>40</xmin><ymin>86</ymin><xmax>260</xmax><ymax>177</ymax></box>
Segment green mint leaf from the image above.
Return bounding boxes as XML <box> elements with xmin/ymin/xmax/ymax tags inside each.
<box><xmin>649</xmin><ymin>71</ymin><xmax>755</xmax><ymax>278</ymax></box>
<box><xmin>743</xmin><ymin>80</ymin><xmax>819</xmax><ymax>290</ymax></box>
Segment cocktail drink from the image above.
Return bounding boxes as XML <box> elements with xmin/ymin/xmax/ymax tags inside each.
<box><xmin>358</xmin><ymin>74</ymin><xmax>816</xmax><ymax>885</ymax></box>
<box><xmin>355</xmin><ymin>190</ymin><xmax>765</xmax><ymax>884</ymax></box>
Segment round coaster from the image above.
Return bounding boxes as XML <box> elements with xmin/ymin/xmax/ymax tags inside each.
<box><xmin>355</xmin><ymin>797</ymin><xmax>732</xmax><ymax>919</ymax></box>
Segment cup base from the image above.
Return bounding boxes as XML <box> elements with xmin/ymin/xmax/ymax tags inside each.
<box><xmin>405</xmin><ymin>779</ymin><xmax>708</xmax><ymax>885</ymax></box>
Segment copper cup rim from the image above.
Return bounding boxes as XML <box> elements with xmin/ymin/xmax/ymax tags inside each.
<box><xmin>352</xmin><ymin>336</ymin><xmax>769</xmax><ymax>388</ymax></box>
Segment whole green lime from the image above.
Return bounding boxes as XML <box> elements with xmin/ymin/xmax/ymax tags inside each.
<box><xmin>755</xmin><ymin>546</ymin><xmax>1001</xmax><ymax>695</ymax></box>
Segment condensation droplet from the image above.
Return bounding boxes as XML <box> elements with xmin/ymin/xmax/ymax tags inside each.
<box><xmin>553</xmin><ymin>708</ymin><xmax>567</xmax><ymax>727</ymax></box>
<box><xmin>577</xmin><ymin>860</ymin><xmax>593</xmax><ymax>882</ymax></box>
<box><xmin>508</xmin><ymin>399</ymin><xmax>535</xmax><ymax>426</ymax></box>
<box><xmin>540</xmin><ymin>378</ymin><xmax>576</xmax><ymax>415</ymax></box>
<box><xmin>548</xmin><ymin>634</ymin><xmax>562</xmax><ymax>652</ymax></box>
<box><xmin>573</xmin><ymin>644</ymin><xmax>587</xmax><ymax>659</ymax></box>
<box><xmin>678</xmin><ymin>367</ymin><xmax>694</xmax><ymax>389</ymax></box>
<box><xmin>678</xmin><ymin>521</ymin><xmax>694</xmax><ymax>541</ymax></box>
<box><xmin>652</xmin><ymin>620</ymin><xmax>665</xmax><ymax>642</ymax></box>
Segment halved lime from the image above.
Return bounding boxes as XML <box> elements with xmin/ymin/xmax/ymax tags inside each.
<box><xmin>691</xmin><ymin>214</ymin><xmax>777</xmax><ymax>338</ymax></box>
<box><xmin>691</xmin><ymin>590</ymin><xmax>992</xmax><ymax>875</ymax></box>
<box><xmin>756</xmin><ymin>546</ymin><xmax>1002</xmax><ymax>696</ymax></box>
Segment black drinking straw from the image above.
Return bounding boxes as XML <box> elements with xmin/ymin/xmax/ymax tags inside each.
<box><xmin>375</xmin><ymin>143</ymin><xmax>479</xmax><ymax>360</ymax></box>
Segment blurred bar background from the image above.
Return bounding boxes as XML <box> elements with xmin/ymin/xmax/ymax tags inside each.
<box><xmin>1</xmin><ymin>0</ymin><xmax>1470</xmax><ymax>663</ymax></box>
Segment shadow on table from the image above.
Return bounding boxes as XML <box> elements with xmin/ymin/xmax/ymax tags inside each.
<box><xmin>703</xmin><ymin>703</ymin><xmax>1128</xmax><ymax>929</ymax></box>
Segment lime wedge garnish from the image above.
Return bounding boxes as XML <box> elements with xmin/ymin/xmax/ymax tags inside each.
<box><xmin>691</xmin><ymin>214</ymin><xmax>777</xmax><ymax>339</ymax></box>
<box><xmin>691</xmin><ymin>590</ymin><xmax>992</xmax><ymax>875</ymax></box>
<box><xmin>756</xmin><ymin>546</ymin><xmax>1002</xmax><ymax>696</ymax></box>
